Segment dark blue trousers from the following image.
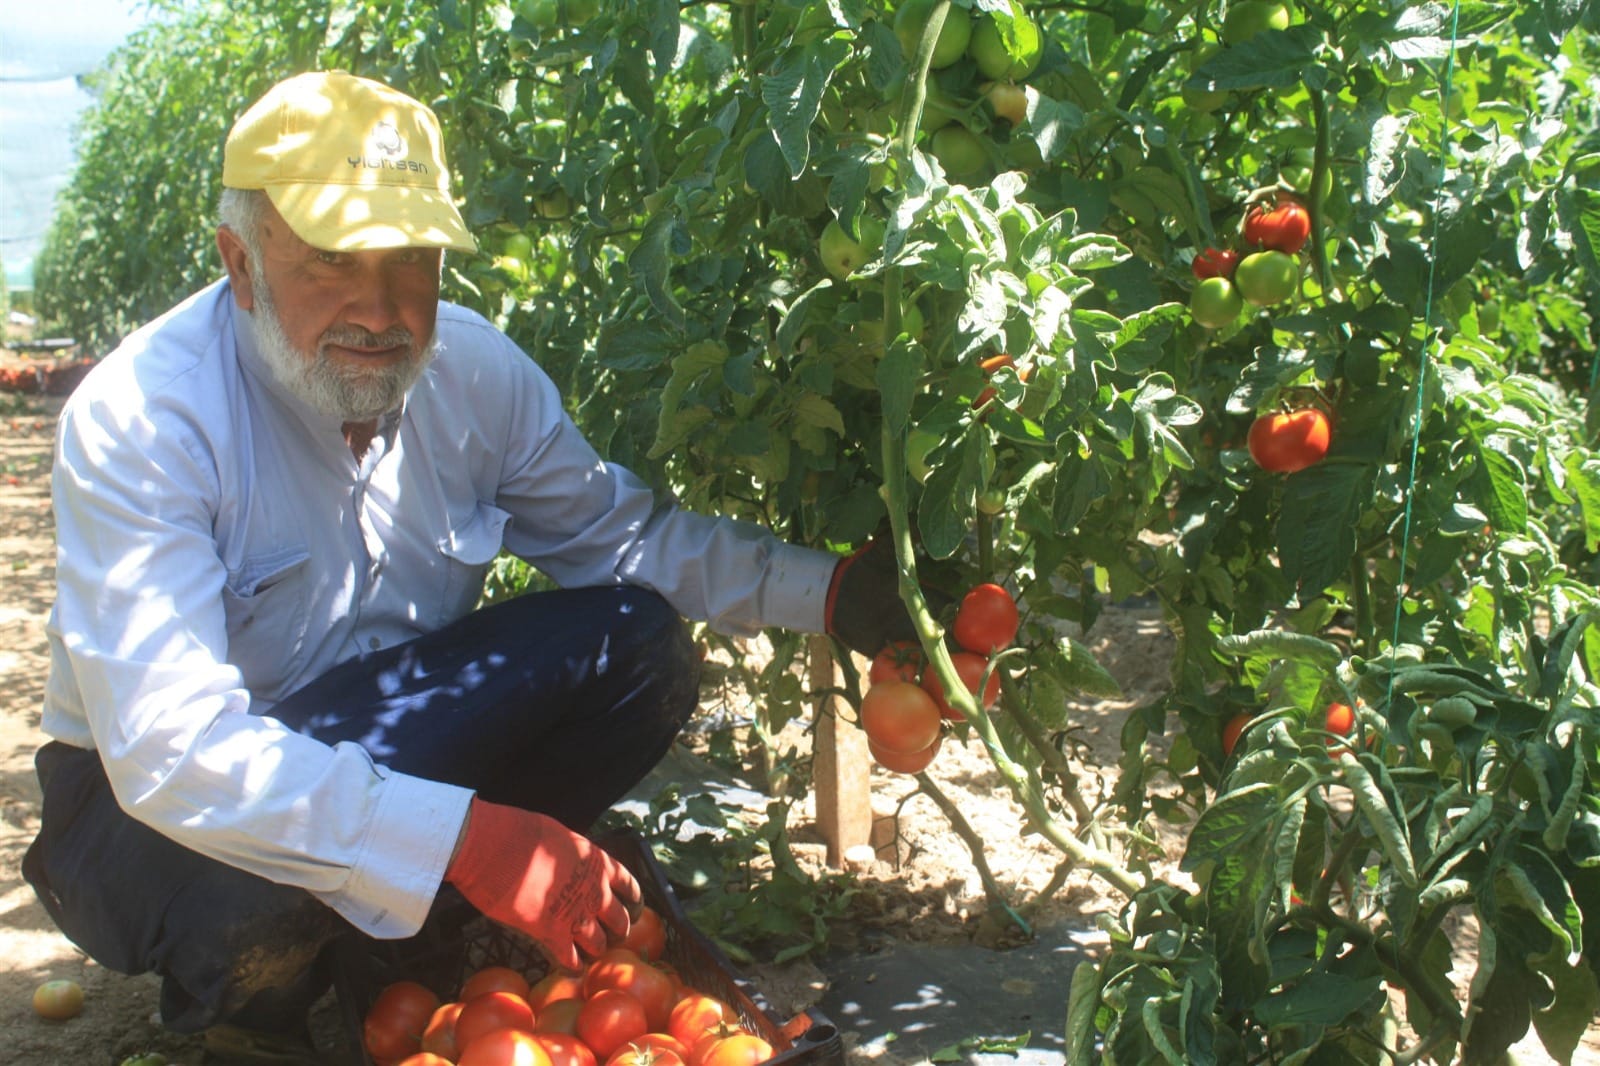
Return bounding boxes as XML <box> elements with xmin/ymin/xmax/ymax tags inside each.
<box><xmin>22</xmin><ymin>586</ymin><xmax>701</xmax><ymax>1034</ymax></box>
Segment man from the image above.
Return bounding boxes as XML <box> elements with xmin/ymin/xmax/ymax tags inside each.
<box><xmin>22</xmin><ymin>71</ymin><xmax>911</xmax><ymax>1063</ymax></box>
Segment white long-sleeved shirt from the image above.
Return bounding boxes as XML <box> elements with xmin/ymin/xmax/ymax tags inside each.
<box><xmin>41</xmin><ymin>279</ymin><xmax>838</xmax><ymax>938</ymax></box>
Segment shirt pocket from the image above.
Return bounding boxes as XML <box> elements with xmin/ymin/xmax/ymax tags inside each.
<box><xmin>222</xmin><ymin>547</ymin><xmax>313</xmax><ymax>697</ymax></box>
<box><xmin>436</xmin><ymin>503</ymin><xmax>511</xmax><ymax>620</ymax></box>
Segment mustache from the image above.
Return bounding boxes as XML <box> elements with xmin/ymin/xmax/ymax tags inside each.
<box><xmin>319</xmin><ymin>325</ymin><xmax>416</xmax><ymax>351</ymax></box>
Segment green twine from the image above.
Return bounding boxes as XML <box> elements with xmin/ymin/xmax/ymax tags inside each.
<box><xmin>1386</xmin><ymin>0</ymin><xmax>1465</xmax><ymax>669</ymax></box>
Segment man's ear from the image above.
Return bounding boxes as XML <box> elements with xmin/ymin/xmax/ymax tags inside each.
<box><xmin>215</xmin><ymin>225</ymin><xmax>256</xmax><ymax>312</ymax></box>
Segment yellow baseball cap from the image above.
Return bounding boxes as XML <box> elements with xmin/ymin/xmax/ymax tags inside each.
<box><xmin>223</xmin><ymin>71</ymin><xmax>477</xmax><ymax>254</ymax></box>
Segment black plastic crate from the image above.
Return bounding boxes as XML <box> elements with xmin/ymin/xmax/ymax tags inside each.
<box><xmin>332</xmin><ymin>828</ymin><xmax>843</xmax><ymax>1066</ymax></box>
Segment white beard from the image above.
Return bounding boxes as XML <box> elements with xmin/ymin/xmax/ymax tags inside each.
<box><xmin>247</xmin><ymin>272</ymin><xmax>437</xmax><ymax>422</ymax></box>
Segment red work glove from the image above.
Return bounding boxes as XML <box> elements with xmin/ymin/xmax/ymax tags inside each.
<box><xmin>825</xmin><ymin>537</ymin><xmax>951</xmax><ymax>658</ymax></box>
<box><xmin>445</xmin><ymin>798</ymin><xmax>640</xmax><ymax>971</ymax></box>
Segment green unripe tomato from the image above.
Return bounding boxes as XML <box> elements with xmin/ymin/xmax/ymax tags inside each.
<box><xmin>894</xmin><ymin>0</ymin><xmax>973</xmax><ymax>70</ymax></box>
<box><xmin>906</xmin><ymin>427</ymin><xmax>940</xmax><ymax>484</ymax></box>
<box><xmin>1190</xmin><ymin>277</ymin><xmax>1244</xmax><ymax>329</ymax></box>
<box><xmin>1182</xmin><ymin>44</ymin><xmax>1228</xmax><ymax>112</ymax></box>
<box><xmin>931</xmin><ymin>125</ymin><xmax>988</xmax><ymax>179</ymax></box>
<box><xmin>1222</xmin><ymin>0</ymin><xmax>1290</xmax><ymax>44</ymax></box>
<box><xmin>1233</xmin><ymin>250</ymin><xmax>1299</xmax><ymax>306</ymax></box>
<box><xmin>968</xmin><ymin>1</ymin><xmax>1043</xmax><ymax>82</ymax></box>
<box><xmin>819</xmin><ymin>217</ymin><xmax>886</xmax><ymax>280</ymax></box>
<box><xmin>977</xmin><ymin>487</ymin><xmax>1008</xmax><ymax>515</ymax></box>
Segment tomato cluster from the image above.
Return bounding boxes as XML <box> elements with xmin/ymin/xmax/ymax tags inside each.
<box><xmin>1188</xmin><ymin>195</ymin><xmax>1310</xmax><ymax>329</ymax></box>
<box><xmin>364</xmin><ymin>907</ymin><xmax>774</xmax><ymax>1066</ymax></box>
<box><xmin>858</xmin><ymin>583</ymin><xmax>1020</xmax><ymax>774</ymax></box>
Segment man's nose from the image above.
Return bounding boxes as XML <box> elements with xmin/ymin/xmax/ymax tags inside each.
<box><xmin>341</xmin><ymin>260</ymin><xmax>402</xmax><ymax>335</ymax></box>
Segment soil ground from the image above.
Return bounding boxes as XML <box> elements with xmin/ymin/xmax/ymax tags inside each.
<box><xmin>0</xmin><ymin>391</ymin><xmax>1593</xmax><ymax>1065</ymax></box>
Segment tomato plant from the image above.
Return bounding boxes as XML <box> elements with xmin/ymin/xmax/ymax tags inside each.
<box><xmin>1247</xmin><ymin>409</ymin><xmax>1332</xmax><ymax>473</ymax></box>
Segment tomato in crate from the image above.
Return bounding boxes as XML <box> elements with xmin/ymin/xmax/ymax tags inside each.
<box><xmin>334</xmin><ymin>829</ymin><xmax>843</xmax><ymax>1066</ymax></box>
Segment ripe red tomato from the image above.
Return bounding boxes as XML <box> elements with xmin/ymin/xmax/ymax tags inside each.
<box><xmin>365</xmin><ymin>981</ymin><xmax>442</xmax><ymax>1063</ymax></box>
<box><xmin>607</xmin><ymin>1041</ymin><xmax>687</xmax><ymax>1066</ymax></box>
<box><xmin>953</xmin><ymin>583</ymin><xmax>1020</xmax><ymax>654</ymax></box>
<box><xmin>860</xmin><ymin>681</ymin><xmax>943</xmax><ymax>754</ymax></box>
<box><xmin>686</xmin><ymin>1024</ymin><xmax>747</xmax><ymax>1066</ymax></box>
<box><xmin>456</xmin><ymin>991</ymin><xmax>536</xmax><ymax>1050</ymax></box>
<box><xmin>696</xmin><ymin>1033</ymin><xmax>775</xmax><ymax>1066</ymax></box>
<box><xmin>537</xmin><ymin>1032</ymin><xmax>599</xmax><ymax>1066</ymax></box>
<box><xmin>582</xmin><ymin>949</ymin><xmax>676</xmax><ymax>1031</ymax></box>
<box><xmin>1243</xmin><ymin>198</ymin><xmax>1311</xmax><ymax>254</ymax></box>
<box><xmin>869</xmin><ymin>735</ymin><xmax>941</xmax><ymax>774</ymax></box>
<box><xmin>668</xmin><ymin>994</ymin><xmax>739</xmax><ymax>1050</ymax></box>
<box><xmin>869</xmin><ymin>640</ymin><xmax>924</xmax><ymax>685</ymax></box>
<box><xmin>1191</xmin><ymin>246</ymin><xmax>1240</xmax><ymax>279</ymax></box>
<box><xmin>463</xmin><ymin>966</ymin><xmax>533</xmax><ymax>1003</ymax></box>
<box><xmin>1247</xmin><ymin>409</ymin><xmax>1331</xmax><ymax>473</ymax></box>
<box><xmin>535</xmin><ymin>998</ymin><xmax>583</xmax><ymax>1035</ymax></box>
<box><xmin>422</xmin><ymin>1000</ymin><xmax>465</xmax><ymax>1059</ymax></box>
<box><xmin>921</xmin><ymin>651</ymin><xmax>1001</xmax><ymax>720</ymax></box>
<box><xmin>1221</xmin><ymin>712</ymin><xmax>1252</xmax><ymax>757</ymax></box>
<box><xmin>528</xmin><ymin>972</ymin><xmax>585</xmax><ymax>1012</ymax></box>
<box><xmin>397</xmin><ymin>1054</ymin><xmax>458</xmax><ymax>1066</ymax></box>
<box><xmin>577</xmin><ymin>989</ymin><xmax>651</xmax><ymax>1060</ymax></box>
<box><xmin>620</xmin><ymin>906</ymin><xmax>668</xmax><ymax>962</ymax></box>
<box><xmin>1324</xmin><ymin>702</ymin><xmax>1356</xmax><ymax>743</ymax></box>
<box><xmin>458</xmin><ymin>1027</ymin><xmax>557</xmax><ymax>1066</ymax></box>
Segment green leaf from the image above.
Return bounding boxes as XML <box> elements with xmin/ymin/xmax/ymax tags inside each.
<box><xmin>1182</xmin><ymin>783</ymin><xmax>1278</xmax><ymax>872</ymax></box>
<box><xmin>1064</xmin><ymin>961</ymin><xmax>1103</xmax><ymax>1066</ymax></box>
<box><xmin>1276</xmin><ymin>462</ymin><xmax>1373</xmax><ymax>598</ymax></box>
<box><xmin>761</xmin><ymin>37</ymin><xmax>851</xmax><ymax>178</ymax></box>
<box><xmin>878</xmin><ymin>339</ymin><xmax>924</xmax><ymax>436</ymax></box>
<box><xmin>1473</xmin><ymin>442</ymin><xmax>1529</xmax><ymax>534</ymax></box>
<box><xmin>1190</xmin><ymin>25</ymin><xmax>1320</xmax><ymax>91</ymax></box>
<box><xmin>628</xmin><ymin>212</ymin><xmax>686</xmax><ymax>328</ymax></box>
<box><xmin>1254</xmin><ymin>968</ymin><xmax>1383</xmax><ymax>1028</ymax></box>
<box><xmin>918</xmin><ymin>431</ymin><xmax>982</xmax><ymax>559</ymax></box>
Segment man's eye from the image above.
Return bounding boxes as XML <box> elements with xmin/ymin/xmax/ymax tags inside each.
<box><xmin>315</xmin><ymin>250</ymin><xmax>345</xmax><ymax>265</ymax></box>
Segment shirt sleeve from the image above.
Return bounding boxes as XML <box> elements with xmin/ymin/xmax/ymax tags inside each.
<box><xmin>485</xmin><ymin>334</ymin><xmax>841</xmax><ymax>636</ymax></box>
<box><xmin>48</xmin><ymin>383</ymin><xmax>471</xmax><ymax>939</ymax></box>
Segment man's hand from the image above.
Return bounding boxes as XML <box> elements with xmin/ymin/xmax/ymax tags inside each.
<box><xmin>825</xmin><ymin>537</ymin><xmax>951</xmax><ymax>658</ymax></box>
<box><xmin>446</xmin><ymin>798</ymin><xmax>640</xmax><ymax>971</ymax></box>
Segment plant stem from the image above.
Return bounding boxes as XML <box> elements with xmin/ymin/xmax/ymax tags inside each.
<box><xmin>914</xmin><ymin>771</ymin><xmax>1032</xmax><ymax>935</ymax></box>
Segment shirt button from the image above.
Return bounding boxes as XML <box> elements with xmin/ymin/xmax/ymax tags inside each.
<box><xmin>368</xmin><ymin>637</ymin><xmax>381</xmax><ymax>650</ymax></box>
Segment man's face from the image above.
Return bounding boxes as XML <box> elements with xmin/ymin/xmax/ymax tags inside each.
<box><xmin>221</xmin><ymin>199</ymin><xmax>444</xmax><ymax>421</ymax></box>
